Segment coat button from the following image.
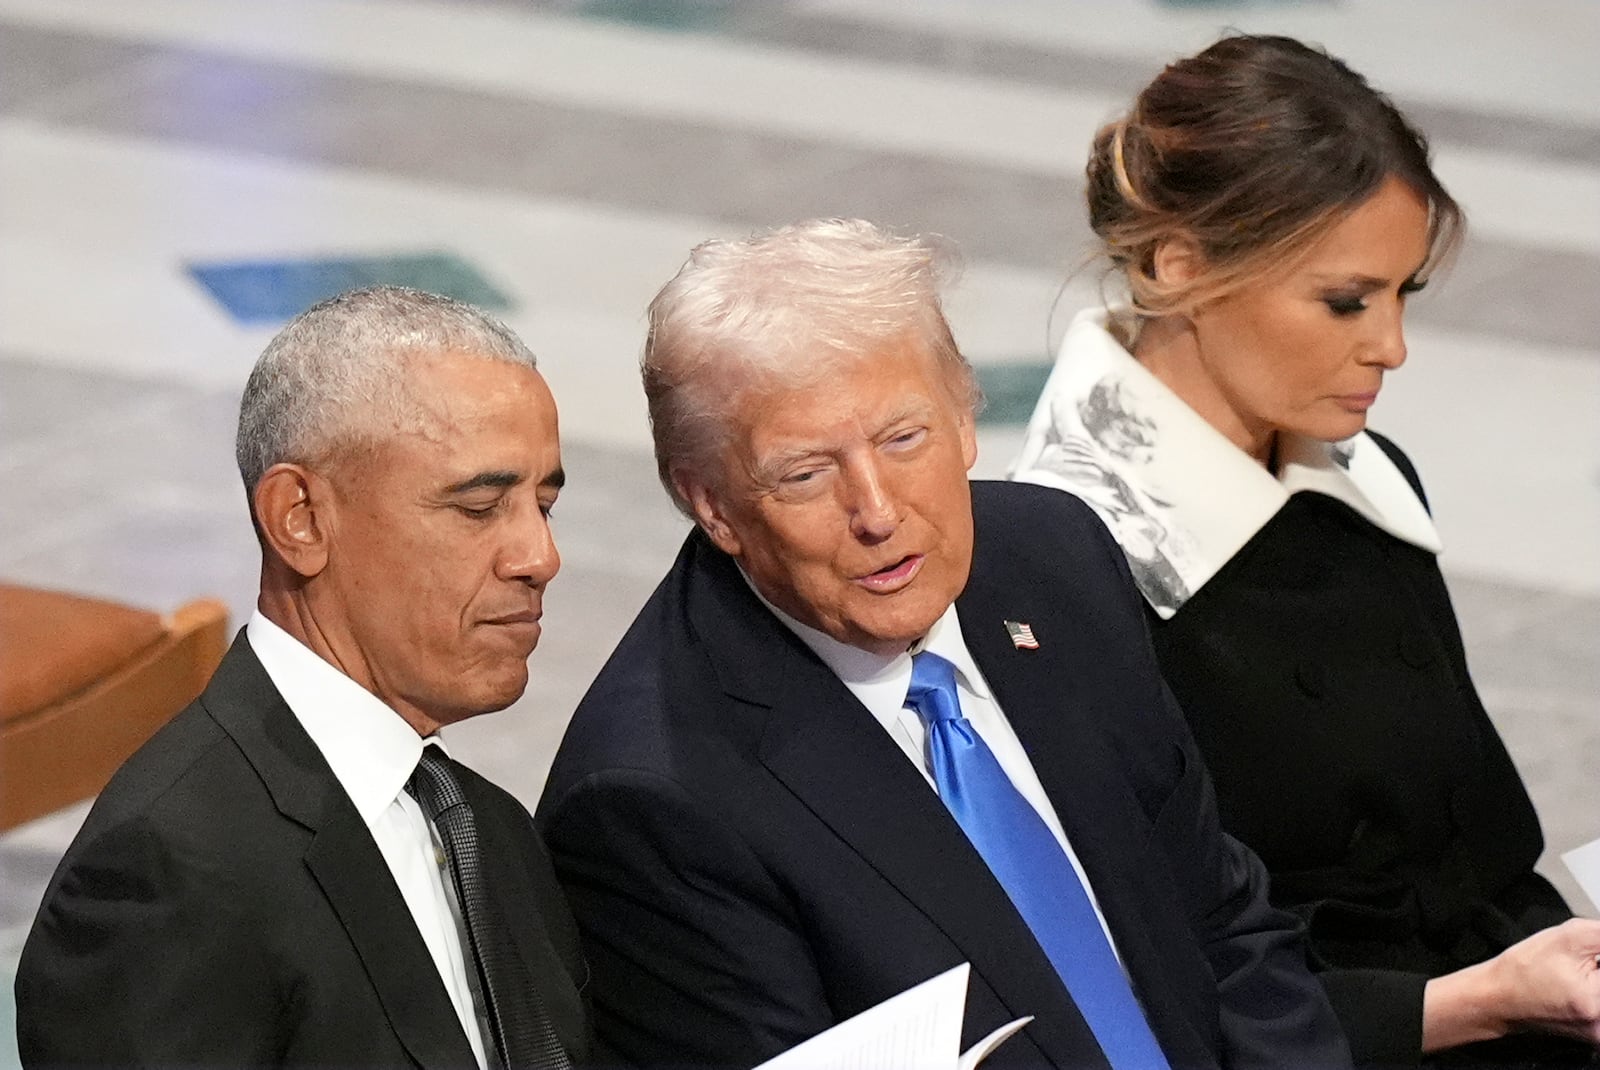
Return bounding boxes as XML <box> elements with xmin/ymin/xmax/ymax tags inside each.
<box><xmin>1398</xmin><ymin>630</ymin><xmax>1436</xmax><ymax>669</ymax></box>
<box><xmin>1295</xmin><ymin>661</ymin><xmax>1329</xmax><ymax>698</ymax></box>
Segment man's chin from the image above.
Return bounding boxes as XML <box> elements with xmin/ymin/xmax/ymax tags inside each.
<box><xmin>450</xmin><ymin>666</ymin><xmax>532</xmax><ymax>721</ymax></box>
<box><xmin>846</xmin><ymin>615</ymin><xmax>945</xmax><ymax>658</ymax></box>
<box><xmin>853</xmin><ymin>589</ymin><xmax>958</xmax><ymax>652</ymax></box>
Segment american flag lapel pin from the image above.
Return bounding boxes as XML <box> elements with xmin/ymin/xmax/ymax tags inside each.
<box><xmin>1004</xmin><ymin>620</ymin><xmax>1040</xmax><ymax>650</ymax></box>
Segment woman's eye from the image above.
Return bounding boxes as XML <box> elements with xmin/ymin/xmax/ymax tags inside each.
<box><xmin>1324</xmin><ymin>296</ymin><xmax>1366</xmax><ymax>317</ymax></box>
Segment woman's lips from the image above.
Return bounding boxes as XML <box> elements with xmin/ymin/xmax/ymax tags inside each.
<box><xmin>1336</xmin><ymin>391</ymin><xmax>1380</xmax><ymax>413</ymax></box>
<box><xmin>855</xmin><ymin>554</ymin><xmax>924</xmax><ymax>593</ymax></box>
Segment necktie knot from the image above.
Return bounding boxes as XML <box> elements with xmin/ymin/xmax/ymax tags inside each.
<box><xmin>906</xmin><ymin>650</ymin><xmax>963</xmax><ymax>726</ymax></box>
<box><xmin>406</xmin><ymin>744</ymin><xmax>466</xmax><ymax>821</ymax></box>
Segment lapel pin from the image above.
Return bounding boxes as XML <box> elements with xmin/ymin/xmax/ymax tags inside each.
<box><xmin>1004</xmin><ymin>620</ymin><xmax>1040</xmax><ymax>650</ymax></box>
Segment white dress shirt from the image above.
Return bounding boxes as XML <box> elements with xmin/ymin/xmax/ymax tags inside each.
<box><xmin>247</xmin><ymin>611</ymin><xmax>491</xmax><ymax>1069</ymax></box>
<box><xmin>753</xmin><ymin>593</ymin><xmax>1124</xmax><ymax>959</ymax></box>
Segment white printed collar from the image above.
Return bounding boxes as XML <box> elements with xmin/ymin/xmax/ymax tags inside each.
<box><xmin>1009</xmin><ymin>307</ymin><xmax>1441</xmax><ymax>618</ymax></box>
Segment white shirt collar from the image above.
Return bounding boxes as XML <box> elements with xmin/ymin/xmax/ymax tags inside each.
<box><xmin>739</xmin><ymin>570</ymin><xmax>992</xmax><ymax>730</ymax></box>
<box><xmin>1009</xmin><ymin>307</ymin><xmax>1441</xmax><ymax>618</ymax></box>
<box><xmin>246</xmin><ymin>610</ymin><xmax>448</xmax><ymax>828</ymax></box>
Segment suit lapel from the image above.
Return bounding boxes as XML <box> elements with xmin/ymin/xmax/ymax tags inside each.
<box><xmin>684</xmin><ymin>542</ymin><xmax>1107</xmax><ymax>1067</ymax></box>
<box><xmin>957</xmin><ymin>564</ymin><xmax>1213</xmax><ymax>1067</ymax></box>
<box><xmin>203</xmin><ymin>636</ymin><xmax>480</xmax><ymax>1070</ymax></box>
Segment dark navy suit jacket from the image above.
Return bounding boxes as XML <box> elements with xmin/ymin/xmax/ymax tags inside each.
<box><xmin>538</xmin><ymin>481</ymin><xmax>1350</xmax><ymax>1069</ymax></box>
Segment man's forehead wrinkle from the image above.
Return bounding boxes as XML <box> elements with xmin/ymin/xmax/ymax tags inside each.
<box><xmin>883</xmin><ymin>396</ymin><xmax>936</xmax><ymax>426</ymax></box>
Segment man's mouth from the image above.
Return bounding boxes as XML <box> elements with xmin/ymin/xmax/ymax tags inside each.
<box><xmin>481</xmin><ymin>610</ymin><xmax>543</xmax><ymax>644</ymax></box>
<box><xmin>855</xmin><ymin>554</ymin><xmax>924</xmax><ymax>593</ymax></box>
<box><xmin>483</xmin><ymin>610</ymin><xmax>541</xmax><ymax>626</ymax></box>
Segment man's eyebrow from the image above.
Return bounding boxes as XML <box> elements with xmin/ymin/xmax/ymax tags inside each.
<box><xmin>444</xmin><ymin>470</ymin><xmax>521</xmax><ymax>494</ymax></box>
<box><xmin>444</xmin><ymin>467</ymin><xmax>564</xmax><ymax>495</ymax></box>
<box><xmin>748</xmin><ymin>445</ymin><xmax>829</xmax><ymax>487</ymax></box>
<box><xmin>762</xmin><ymin>445</ymin><xmax>824</xmax><ymax>469</ymax></box>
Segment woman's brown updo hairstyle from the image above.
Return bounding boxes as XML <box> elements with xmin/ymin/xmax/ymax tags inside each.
<box><xmin>1087</xmin><ymin>34</ymin><xmax>1464</xmax><ymax>315</ymax></box>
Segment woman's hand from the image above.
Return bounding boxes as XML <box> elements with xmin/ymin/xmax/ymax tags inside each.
<box><xmin>1423</xmin><ymin>918</ymin><xmax>1600</xmax><ymax>1052</ymax></box>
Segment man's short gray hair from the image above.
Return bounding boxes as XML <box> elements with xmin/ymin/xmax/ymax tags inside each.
<box><xmin>642</xmin><ymin>218</ymin><xmax>980</xmax><ymax>517</ymax></box>
<box><xmin>235</xmin><ymin>286</ymin><xmax>537</xmax><ymax>493</ymax></box>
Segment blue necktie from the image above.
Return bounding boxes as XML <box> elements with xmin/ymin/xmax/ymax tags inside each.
<box><xmin>906</xmin><ymin>651</ymin><xmax>1170</xmax><ymax>1070</ymax></box>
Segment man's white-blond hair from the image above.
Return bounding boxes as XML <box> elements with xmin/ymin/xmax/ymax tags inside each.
<box><xmin>642</xmin><ymin>218</ymin><xmax>980</xmax><ymax>516</ymax></box>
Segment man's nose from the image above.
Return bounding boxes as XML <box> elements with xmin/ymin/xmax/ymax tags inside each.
<box><xmin>497</xmin><ymin>506</ymin><xmax>561</xmax><ymax>585</ymax></box>
<box><xmin>846</xmin><ymin>460</ymin><xmax>900</xmax><ymax>542</ymax></box>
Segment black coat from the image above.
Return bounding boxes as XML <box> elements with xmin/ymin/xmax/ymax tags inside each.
<box><xmin>537</xmin><ymin>481</ymin><xmax>1351</xmax><ymax>1070</ymax></box>
<box><xmin>1146</xmin><ymin>435</ymin><xmax>1578</xmax><ymax>1067</ymax></box>
<box><xmin>15</xmin><ymin>634</ymin><xmax>591</xmax><ymax>1069</ymax></box>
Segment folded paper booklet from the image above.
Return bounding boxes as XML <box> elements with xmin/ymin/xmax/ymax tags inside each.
<box><xmin>753</xmin><ymin>963</ymin><xmax>1031</xmax><ymax>1070</ymax></box>
<box><xmin>1562</xmin><ymin>835</ymin><xmax>1600</xmax><ymax>913</ymax></box>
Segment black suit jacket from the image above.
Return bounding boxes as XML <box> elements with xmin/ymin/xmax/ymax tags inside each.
<box><xmin>16</xmin><ymin>633</ymin><xmax>590</xmax><ymax>1068</ymax></box>
<box><xmin>538</xmin><ymin>481</ymin><xmax>1350</xmax><ymax>1069</ymax></box>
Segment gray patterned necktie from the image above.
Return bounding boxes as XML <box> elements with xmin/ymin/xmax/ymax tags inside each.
<box><xmin>407</xmin><ymin>746</ymin><xmax>572</xmax><ymax>1070</ymax></box>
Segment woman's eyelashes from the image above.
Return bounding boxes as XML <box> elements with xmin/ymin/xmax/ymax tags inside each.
<box><xmin>1322</xmin><ymin>277</ymin><xmax>1426</xmax><ymax>318</ymax></box>
<box><xmin>1324</xmin><ymin>294</ymin><xmax>1368</xmax><ymax>317</ymax></box>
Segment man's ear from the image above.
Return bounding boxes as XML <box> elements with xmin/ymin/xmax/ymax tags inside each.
<box><xmin>957</xmin><ymin>404</ymin><xmax>978</xmax><ymax>471</ymax></box>
<box><xmin>253</xmin><ymin>463</ymin><xmax>334</xmax><ymax>578</ymax></box>
<box><xmin>675</xmin><ymin>470</ymin><xmax>742</xmax><ymax>558</ymax></box>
